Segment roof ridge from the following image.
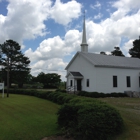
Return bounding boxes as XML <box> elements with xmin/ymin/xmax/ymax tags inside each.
<box><xmin>79</xmin><ymin>52</ymin><xmax>140</xmax><ymax>69</ymax></box>
<box><xmin>85</xmin><ymin>52</ymin><xmax>140</xmax><ymax>59</ymax></box>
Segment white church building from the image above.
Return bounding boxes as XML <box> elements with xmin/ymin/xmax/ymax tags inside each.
<box><xmin>65</xmin><ymin>16</ymin><xmax>140</xmax><ymax>93</ymax></box>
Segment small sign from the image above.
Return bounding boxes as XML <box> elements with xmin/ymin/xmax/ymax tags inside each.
<box><xmin>0</xmin><ymin>83</ymin><xmax>4</xmax><ymax>90</ymax></box>
<box><xmin>0</xmin><ymin>83</ymin><xmax>4</xmax><ymax>98</ymax></box>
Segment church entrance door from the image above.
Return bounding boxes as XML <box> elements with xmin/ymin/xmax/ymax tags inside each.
<box><xmin>77</xmin><ymin>79</ymin><xmax>82</xmax><ymax>91</ymax></box>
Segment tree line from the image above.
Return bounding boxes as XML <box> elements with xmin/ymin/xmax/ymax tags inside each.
<box><xmin>100</xmin><ymin>36</ymin><xmax>140</xmax><ymax>58</ymax></box>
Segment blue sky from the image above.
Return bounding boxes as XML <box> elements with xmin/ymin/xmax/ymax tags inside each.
<box><xmin>0</xmin><ymin>0</ymin><xmax>140</xmax><ymax>81</ymax></box>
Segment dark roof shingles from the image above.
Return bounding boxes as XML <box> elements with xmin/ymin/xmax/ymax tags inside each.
<box><xmin>81</xmin><ymin>52</ymin><xmax>140</xmax><ymax>69</ymax></box>
<box><xmin>70</xmin><ymin>72</ymin><xmax>83</xmax><ymax>77</ymax></box>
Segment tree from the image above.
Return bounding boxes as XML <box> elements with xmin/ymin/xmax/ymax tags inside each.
<box><xmin>111</xmin><ymin>47</ymin><xmax>125</xmax><ymax>57</ymax></box>
<box><xmin>36</xmin><ymin>72</ymin><xmax>61</xmax><ymax>88</ymax></box>
<box><xmin>129</xmin><ymin>37</ymin><xmax>140</xmax><ymax>58</ymax></box>
<box><xmin>0</xmin><ymin>40</ymin><xmax>30</xmax><ymax>97</ymax></box>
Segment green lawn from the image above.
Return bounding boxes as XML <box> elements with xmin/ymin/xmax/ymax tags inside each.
<box><xmin>1</xmin><ymin>94</ymin><xmax>140</xmax><ymax>140</ymax></box>
<box><xmin>0</xmin><ymin>94</ymin><xmax>60</xmax><ymax>140</ymax></box>
<box><xmin>99</xmin><ymin>97</ymin><xmax>140</xmax><ymax>140</ymax></box>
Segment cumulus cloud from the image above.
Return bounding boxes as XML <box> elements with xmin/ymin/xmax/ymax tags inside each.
<box><xmin>25</xmin><ymin>29</ymin><xmax>81</xmax><ymax>63</ymax></box>
<box><xmin>111</xmin><ymin>0</ymin><xmax>140</xmax><ymax>20</ymax></box>
<box><xmin>112</xmin><ymin>0</ymin><xmax>140</xmax><ymax>10</ymax></box>
<box><xmin>50</xmin><ymin>0</ymin><xmax>81</xmax><ymax>25</ymax></box>
<box><xmin>0</xmin><ymin>0</ymin><xmax>82</xmax><ymax>45</ymax></box>
<box><xmin>94</xmin><ymin>13</ymin><xmax>103</xmax><ymax>19</ymax></box>
<box><xmin>30</xmin><ymin>58</ymin><xmax>67</xmax><ymax>80</ymax></box>
<box><xmin>25</xmin><ymin>36</ymin><xmax>65</xmax><ymax>63</ymax></box>
<box><xmin>31</xmin><ymin>58</ymin><xmax>66</xmax><ymax>71</ymax></box>
<box><xmin>90</xmin><ymin>1</ymin><xmax>101</xmax><ymax>10</ymax></box>
<box><xmin>86</xmin><ymin>20</ymin><xmax>121</xmax><ymax>52</ymax></box>
<box><xmin>86</xmin><ymin>0</ymin><xmax>140</xmax><ymax>53</ymax></box>
<box><xmin>121</xmin><ymin>40</ymin><xmax>133</xmax><ymax>56</ymax></box>
<box><xmin>0</xmin><ymin>0</ymin><xmax>52</xmax><ymax>44</ymax></box>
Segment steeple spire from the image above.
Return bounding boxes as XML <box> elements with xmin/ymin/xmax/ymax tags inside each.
<box><xmin>81</xmin><ymin>11</ymin><xmax>88</xmax><ymax>53</ymax></box>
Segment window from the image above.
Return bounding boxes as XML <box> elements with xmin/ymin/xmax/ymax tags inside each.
<box><xmin>139</xmin><ymin>76</ymin><xmax>140</xmax><ymax>87</ymax></box>
<box><xmin>113</xmin><ymin>76</ymin><xmax>117</xmax><ymax>87</ymax></box>
<box><xmin>126</xmin><ymin>76</ymin><xmax>131</xmax><ymax>87</ymax></box>
<box><xmin>87</xmin><ymin>79</ymin><xmax>89</xmax><ymax>87</ymax></box>
<box><xmin>70</xmin><ymin>80</ymin><xmax>73</xmax><ymax>86</ymax></box>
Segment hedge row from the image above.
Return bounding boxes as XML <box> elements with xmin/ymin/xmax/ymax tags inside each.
<box><xmin>58</xmin><ymin>97</ymin><xmax>124</xmax><ymax>140</ymax></box>
<box><xmin>7</xmin><ymin>89</ymin><xmax>75</xmax><ymax>105</ymax></box>
<box><xmin>77</xmin><ymin>91</ymin><xmax>128</xmax><ymax>98</ymax></box>
<box><xmin>8</xmin><ymin>89</ymin><xmax>124</xmax><ymax>140</ymax></box>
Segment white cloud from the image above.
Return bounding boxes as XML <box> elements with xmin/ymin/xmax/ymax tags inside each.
<box><xmin>94</xmin><ymin>13</ymin><xmax>103</xmax><ymax>19</ymax></box>
<box><xmin>121</xmin><ymin>40</ymin><xmax>133</xmax><ymax>57</ymax></box>
<box><xmin>50</xmin><ymin>0</ymin><xmax>82</xmax><ymax>25</ymax></box>
<box><xmin>112</xmin><ymin>0</ymin><xmax>140</xmax><ymax>10</ymax></box>
<box><xmin>0</xmin><ymin>0</ymin><xmax>82</xmax><ymax>45</ymax></box>
<box><xmin>0</xmin><ymin>0</ymin><xmax>52</xmax><ymax>44</ymax></box>
<box><xmin>0</xmin><ymin>15</ymin><xmax>5</xmax><ymax>23</ymax></box>
<box><xmin>25</xmin><ymin>29</ymin><xmax>81</xmax><ymax>63</ymax></box>
<box><xmin>111</xmin><ymin>0</ymin><xmax>140</xmax><ymax>20</ymax></box>
<box><xmin>90</xmin><ymin>1</ymin><xmax>101</xmax><ymax>10</ymax></box>
<box><xmin>25</xmin><ymin>36</ymin><xmax>64</xmax><ymax>63</ymax></box>
<box><xmin>87</xmin><ymin>2</ymin><xmax>140</xmax><ymax>53</ymax></box>
<box><xmin>30</xmin><ymin>58</ymin><xmax>67</xmax><ymax>81</ymax></box>
<box><xmin>111</xmin><ymin>8</ymin><xmax>128</xmax><ymax>20</ymax></box>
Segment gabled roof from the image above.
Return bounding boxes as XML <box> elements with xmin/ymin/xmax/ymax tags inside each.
<box><xmin>65</xmin><ymin>52</ymin><xmax>140</xmax><ymax>70</ymax></box>
<box><xmin>70</xmin><ymin>72</ymin><xmax>83</xmax><ymax>77</ymax></box>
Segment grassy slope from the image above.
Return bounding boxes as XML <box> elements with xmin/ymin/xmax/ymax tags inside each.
<box><xmin>99</xmin><ymin>97</ymin><xmax>140</xmax><ymax>140</ymax></box>
<box><xmin>0</xmin><ymin>94</ymin><xmax>60</xmax><ymax>140</ymax></box>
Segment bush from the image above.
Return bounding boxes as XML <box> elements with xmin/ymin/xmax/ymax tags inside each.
<box><xmin>55</xmin><ymin>89</ymin><xmax>67</xmax><ymax>93</ymax></box>
<box><xmin>47</xmin><ymin>92</ymin><xmax>76</xmax><ymax>105</ymax></box>
<box><xmin>58</xmin><ymin>97</ymin><xmax>124</xmax><ymax>140</ymax></box>
<box><xmin>78</xmin><ymin>91</ymin><xmax>128</xmax><ymax>98</ymax></box>
<box><xmin>8</xmin><ymin>89</ymin><xmax>75</xmax><ymax>105</ymax></box>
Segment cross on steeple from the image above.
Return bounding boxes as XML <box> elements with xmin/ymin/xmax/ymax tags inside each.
<box><xmin>81</xmin><ymin>10</ymin><xmax>88</xmax><ymax>53</ymax></box>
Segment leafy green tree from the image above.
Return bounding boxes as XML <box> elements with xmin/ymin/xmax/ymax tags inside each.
<box><xmin>0</xmin><ymin>40</ymin><xmax>30</xmax><ymax>97</ymax></box>
<box><xmin>129</xmin><ymin>37</ymin><xmax>140</xmax><ymax>58</ymax></box>
<box><xmin>36</xmin><ymin>72</ymin><xmax>61</xmax><ymax>88</ymax></box>
<box><xmin>14</xmin><ymin>71</ymin><xmax>31</xmax><ymax>88</ymax></box>
<box><xmin>111</xmin><ymin>47</ymin><xmax>125</xmax><ymax>57</ymax></box>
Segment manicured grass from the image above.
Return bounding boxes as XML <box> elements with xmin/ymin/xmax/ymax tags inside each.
<box><xmin>0</xmin><ymin>94</ymin><xmax>60</xmax><ymax>140</ymax></box>
<box><xmin>99</xmin><ymin>97</ymin><xmax>140</xmax><ymax>140</ymax></box>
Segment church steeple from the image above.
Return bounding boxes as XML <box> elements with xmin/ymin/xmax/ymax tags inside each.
<box><xmin>81</xmin><ymin>11</ymin><xmax>88</xmax><ymax>53</ymax></box>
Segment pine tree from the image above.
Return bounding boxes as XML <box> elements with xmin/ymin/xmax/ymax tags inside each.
<box><xmin>0</xmin><ymin>40</ymin><xmax>30</xmax><ymax>97</ymax></box>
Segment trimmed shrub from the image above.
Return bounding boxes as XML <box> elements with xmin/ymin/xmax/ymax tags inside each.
<box><xmin>8</xmin><ymin>89</ymin><xmax>75</xmax><ymax>105</ymax></box>
<box><xmin>58</xmin><ymin>97</ymin><xmax>124</xmax><ymax>140</ymax></box>
<box><xmin>55</xmin><ymin>89</ymin><xmax>67</xmax><ymax>93</ymax></box>
<box><xmin>78</xmin><ymin>91</ymin><xmax>128</xmax><ymax>98</ymax></box>
<box><xmin>47</xmin><ymin>92</ymin><xmax>76</xmax><ymax>105</ymax></box>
